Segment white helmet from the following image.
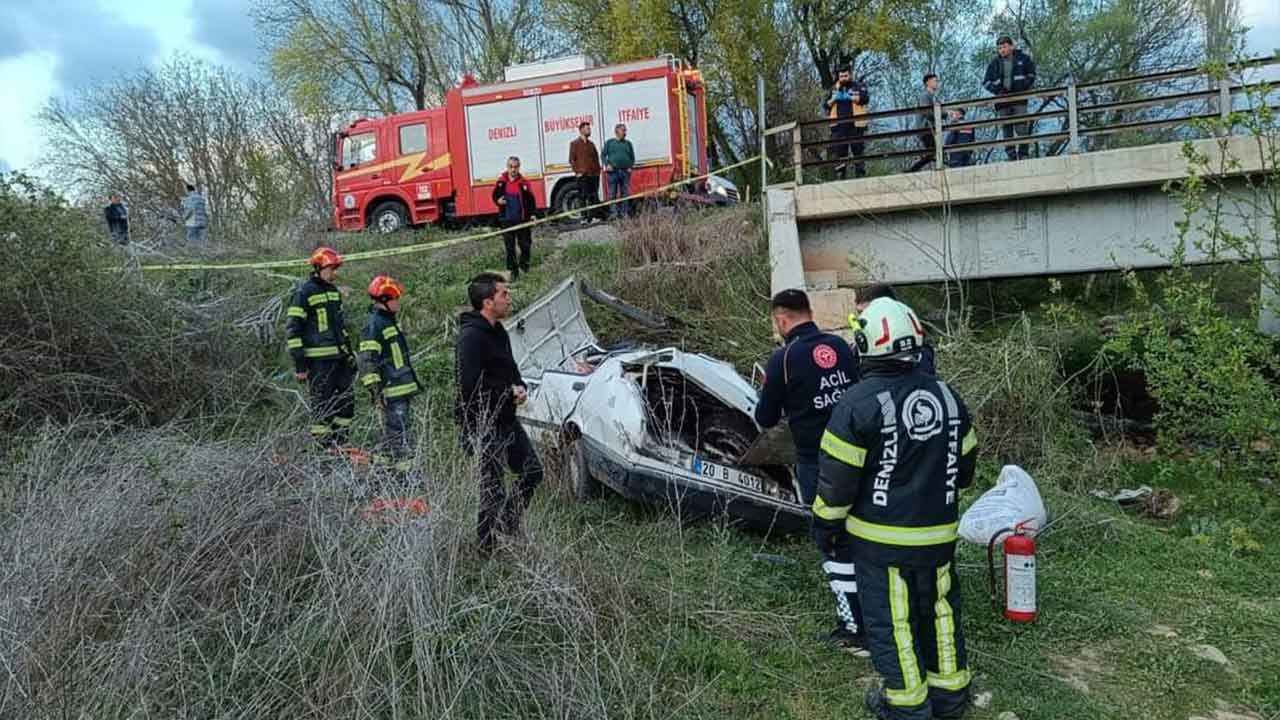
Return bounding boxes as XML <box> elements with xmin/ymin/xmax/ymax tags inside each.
<box><xmin>852</xmin><ymin>297</ymin><xmax>925</xmax><ymax>359</ymax></box>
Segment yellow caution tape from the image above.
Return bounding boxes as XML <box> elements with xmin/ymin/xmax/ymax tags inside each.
<box><xmin>140</xmin><ymin>156</ymin><xmax>764</xmax><ymax>272</ymax></box>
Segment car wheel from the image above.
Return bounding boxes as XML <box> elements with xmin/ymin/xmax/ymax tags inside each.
<box><xmin>370</xmin><ymin>201</ymin><xmax>409</xmax><ymax>233</ymax></box>
<box><xmin>566</xmin><ymin>437</ymin><xmax>601</xmax><ymax>501</ymax></box>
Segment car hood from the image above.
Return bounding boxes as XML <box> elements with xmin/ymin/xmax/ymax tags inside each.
<box><xmin>508</xmin><ymin>277</ymin><xmax>598</xmax><ymax>380</ymax></box>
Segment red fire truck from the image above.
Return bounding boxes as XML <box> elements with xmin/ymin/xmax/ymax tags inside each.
<box><xmin>331</xmin><ymin>55</ymin><xmax>732</xmax><ymax>233</ymax></box>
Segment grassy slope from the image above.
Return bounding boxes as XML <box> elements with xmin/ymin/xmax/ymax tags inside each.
<box><xmin>202</xmin><ymin>210</ymin><xmax>1280</xmax><ymax>718</ymax></box>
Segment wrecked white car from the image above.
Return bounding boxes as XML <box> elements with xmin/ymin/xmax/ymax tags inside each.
<box><xmin>508</xmin><ymin>278</ymin><xmax>807</xmax><ymax>534</ymax></box>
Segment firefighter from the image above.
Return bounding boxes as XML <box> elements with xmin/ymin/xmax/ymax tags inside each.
<box><xmin>814</xmin><ymin>297</ymin><xmax>978</xmax><ymax>720</ymax></box>
<box><xmin>285</xmin><ymin>247</ymin><xmax>356</xmax><ymax>448</ymax></box>
<box><xmin>754</xmin><ymin>289</ymin><xmax>866</xmax><ymax>654</ymax></box>
<box><xmin>855</xmin><ymin>284</ymin><xmax>936</xmax><ymax>375</ymax></box>
<box><xmin>358</xmin><ymin>275</ymin><xmax>422</xmax><ymax>472</ymax></box>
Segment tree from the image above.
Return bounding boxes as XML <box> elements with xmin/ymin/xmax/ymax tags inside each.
<box><xmin>38</xmin><ymin>55</ymin><xmax>332</xmax><ymax>241</ymax></box>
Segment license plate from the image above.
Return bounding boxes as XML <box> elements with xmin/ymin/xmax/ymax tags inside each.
<box><xmin>691</xmin><ymin>456</ymin><xmax>766</xmax><ymax>494</ymax></box>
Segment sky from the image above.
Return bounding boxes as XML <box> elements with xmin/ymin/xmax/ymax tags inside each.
<box><xmin>0</xmin><ymin>0</ymin><xmax>1277</xmax><ymax>175</ymax></box>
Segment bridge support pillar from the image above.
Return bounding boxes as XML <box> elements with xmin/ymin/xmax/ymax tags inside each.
<box><xmin>1260</xmin><ymin>260</ymin><xmax>1280</xmax><ymax>337</ymax></box>
<box><xmin>767</xmin><ymin>188</ymin><xmax>804</xmax><ymax>293</ymax></box>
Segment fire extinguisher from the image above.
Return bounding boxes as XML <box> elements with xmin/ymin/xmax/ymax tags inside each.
<box><xmin>987</xmin><ymin>520</ymin><xmax>1037</xmax><ymax>623</ymax></box>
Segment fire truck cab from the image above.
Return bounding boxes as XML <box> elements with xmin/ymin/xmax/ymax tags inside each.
<box><xmin>331</xmin><ymin>55</ymin><xmax>727</xmax><ymax>233</ymax></box>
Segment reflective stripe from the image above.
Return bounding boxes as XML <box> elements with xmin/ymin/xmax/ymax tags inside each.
<box><xmin>328</xmin><ymin>291</ymin><xmax>341</xmax><ymax>302</ymax></box>
<box><xmin>813</xmin><ymin>495</ymin><xmax>851</xmax><ymax>520</ymax></box>
<box><xmin>287</xmin><ymin>306</ymin><xmax>307</xmax><ymax>318</ymax></box>
<box><xmin>384</xmin><ymin>382</ymin><xmax>418</xmax><ymax>398</ymax></box>
<box><xmin>830</xmin><ymin>580</ymin><xmax>858</xmax><ymax>593</ymax></box>
<box><xmin>927</xmin><ymin>669</ymin><xmax>972</xmax><ymax>691</ymax></box>
<box><xmin>934</xmin><ymin>563</ymin><xmax>960</xmax><ymax>676</ymax></box>
<box><xmin>820</xmin><ymin>430</ymin><xmax>866</xmax><ymax>468</ymax></box>
<box><xmin>962</xmin><ymin>428</ymin><xmax>977</xmax><ymax>455</ymax></box>
<box><xmin>359</xmin><ymin>340</ymin><xmax>382</xmax><ymax>353</ymax></box>
<box><xmin>286</xmin><ymin>338</ymin><xmax>304</xmax><ymax>349</ymax></box>
<box><xmin>847</xmin><ymin>518</ymin><xmax>959</xmax><ymax>547</ymax></box>
<box><xmin>362</xmin><ymin>373</ymin><xmax>382</xmax><ymax>387</ymax></box>
<box><xmin>303</xmin><ymin>346</ymin><xmax>340</xmax><ymax>358</ymax></box>
<box><xmin>382</xmin><ymin>325</ymin><xmax>399</xmax><ymax>339</ymax></box>
<box><xmin>390</xmin><ymin>341</ymin><xmax>404</xmax><ymax>369</ymax></box>
<box><xmin>332</xmin><ymin>417</ymin><xmax>353</xmax><ymax>428</ymax></box>
<box><xmin>307</xmin><ymin>293</ymin><xmax>328</xmax><ymax>306</ymax></box>
<box><xmin>309</xmin><ymin>424</ymin><xmax>331</xmax><ymax>436</ymax></box>
<box><xmin>822</xmin><ymin>561</ymin><xmax>855</xmax><ymax>576</ymax></box>
<box><xmin>886</xmin><ymin>567</ymin><xmax>926</xmax><ymax>707</ymax></box>
<box><xmin>317</xmin><ymin>308</ymin><xmax>328</xmax><ymax>333</ymax></box>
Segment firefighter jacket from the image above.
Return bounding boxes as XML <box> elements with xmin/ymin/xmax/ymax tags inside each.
<box><xmin>454</xmin><ymin>310</ymin><xmax>525</xmax><ymax>433</ymax></box>
<box><xmin>814</xmin><ymin>363</ymin><xmax>978</xmax><ymax>567</ymax></box>
<box><xmin>358</xmin><ymin>306</ymin><xmax>421</xmax><ymax>400</ymax></box>
<box><xmin>285</xmin><ymin>275</ymin><xmax>351</xmax><ymax>373</ymax></box>
<box><xmin>754</xmin><ymin>321</ymin><xmax>859</xmax><ymax>462</ymax></box>
<box><xmin>983</xmin><ymin>50</ymin><xmax>1037</xmax><ymax>97</ymax></box>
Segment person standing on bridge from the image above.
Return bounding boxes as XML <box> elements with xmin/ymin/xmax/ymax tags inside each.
<box><xmin>754</xmin><ymin>289</ymin><xmax>867</xmax><ymax>655</ymax></box>
<box><xmin>492</xmin><ymin>156</ymin><xmax>537</xmax><ymax>281</ymax></box>
<box><xmin>601</xmin><ymin>123</ymin><xmax>636</xmax><ymax>219</ymax></box>
<box><xmin>983</xmin><ymin>36</ymin><xmax>1037</xmax><ymax>161</ymax></box>
<box><xmin>569</xmin><ymin>121</ymin><xmax>602</xmax><ymax>224</ymax></box>
<box><xmin>909</xmin><ymin>74</ymin><xmax>942</xmax><ymax>173</ymax></box>
<box><xmin>815</xmin><ymin>297</ymin><xmax>978</xmax><ymax>720</ymax></box>
<box><xmin>824</xmin><ymin>67</ymin><xmax>870</xmax><ymax>179</ymax></box>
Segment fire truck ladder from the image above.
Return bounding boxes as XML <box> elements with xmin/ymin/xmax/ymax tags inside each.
<box><xmin>675</xmin><ymin>65</ymin><xmax>692</xmax><ymax>180</ymax></box>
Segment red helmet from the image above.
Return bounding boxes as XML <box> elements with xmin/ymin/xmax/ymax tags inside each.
<box><xmin>310</xmin><ymin>247</ymin><xmax>343</xmax><ymax>270</ymax></box>
<box><xmin>367</xmin><ymin>275</ymin><xmax>404</xmax><ymax>301</ymax></box>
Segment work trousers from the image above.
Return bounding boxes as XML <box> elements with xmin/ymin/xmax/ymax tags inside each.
<box><xmin>797</xmin><ymin>462</ymin><xmax>865</xmax><ymax>634</ymax></box>
<box><xmin>607</xmin><ymin>169</ymin><xmax>632</xmax><ymax>217</ymax></box>
<box><xmin>466</xmin><ymin>422</ymin><xmax>545</xmax><ymax>551</ymax></box>
<box><xmin>503</xmin><ymin>226</ymin><xmax>532</xmax><ymax>274</ymax></box>
<box><xmin>577</xmin><ymin>174</ymin><xmax>601</xmax><ymax>220</ymax></box>
<box><xmin>830</xmin><ymin>123</ymin><xmax>866</xmax><ymax>179</ymax></box>
<box><xmin>910</xmin><ymin>130</ymin><xmax>937</xmax><ymax>172</ymax></box>
<box><xmin>307</xmin><ymin>357</ymin><xmax>355</xmax><ymax>448</ymax></box>
<box><xmin>372</xmin><ymin>397</ymin><xmax>414</xmax><ymax>471</ymax></box>
<box><xmin>996</xmin><ymin>101</ymin><xmax>1033</xmax><ymax>160</ymax></box>
<box><xmin>858</xmin><ymin>558</ymin><xmax>971</xmax><ymax>720</ymax></box>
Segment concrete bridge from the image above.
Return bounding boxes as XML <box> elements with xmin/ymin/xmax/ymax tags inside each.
<box><xmin>766</xmin><ymin>136</ymin><xmax>1279</xmax><ymax>334</ymax></box>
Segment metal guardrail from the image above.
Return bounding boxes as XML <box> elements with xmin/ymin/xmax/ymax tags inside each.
<box><xmin>767</xmin><ymin>55</ymin><xmax>1280</xmax><ymax>185</ymax></box>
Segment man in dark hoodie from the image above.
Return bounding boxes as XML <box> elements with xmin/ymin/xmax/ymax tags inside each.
<box><xmin>455</xmin><ymin>272</ymin><xmax>545</xmax><ymax>553</ymax></box>
<box><xmin>492</xmin><ymin>156</ymin><xmax>538</xmax><ymax>280</ymax></box>
<box><xmin>103</xmin><ymin>193</ymin><xmax>129</xmax><ymax>245</ymax></box>
<box><xmin>983</xmin><ymin>35</ymin><xmax>1038</xmax><ymax>161</ymax></box>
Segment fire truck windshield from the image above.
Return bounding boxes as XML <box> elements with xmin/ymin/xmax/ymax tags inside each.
<box><xmin>342</xmin><ymin>132</ymin><xmax>377</xmax><ymax>169</ymax></box>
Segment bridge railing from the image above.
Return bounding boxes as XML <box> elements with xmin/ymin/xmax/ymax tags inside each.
<box><xmin>770</xmin><ymin>55</ymin><xmax>1280</xmax><ymax>185</ymax></box>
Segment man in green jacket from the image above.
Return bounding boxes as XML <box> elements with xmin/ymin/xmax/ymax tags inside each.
<box><xmin>601</xmin><ymin>123</ymin><xmax>636</xmax><ymax>219</ymax></box>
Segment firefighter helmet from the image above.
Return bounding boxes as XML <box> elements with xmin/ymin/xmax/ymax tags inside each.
<box><xmin>853</xmin><ymin>297</ymin><xmax>925</xmax><ymax>359</ymax></box>
<box><xmin>310</xmin><ymin>246</ymin><xmax>343</xmax><ymax>270</ymax></box>
<box><xmin>367</xmin><ymin>275</ymin><xmax>404</xmax><ymax>301</ymax></box>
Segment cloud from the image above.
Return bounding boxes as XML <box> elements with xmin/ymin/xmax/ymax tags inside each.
<box><xmin>8</xmin><ymin>1</ymin><xmax>161</xmax><ymax>88</ymax></box>
<box><xmin>190</xmin><ymin>0</ymin><xmax>261</xmax><ymax>69</ymax></box>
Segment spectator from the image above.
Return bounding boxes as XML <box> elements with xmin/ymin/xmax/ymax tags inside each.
<box><xmin>601</xmin><ymin>123</ymin><xmax>635</xmax><ymax>219</ymax></box>
<box><xmin>823</xmin><ymin>67</ymin><xmax>870</xmax><ymax>179</ymax></box>
<box><xmin>103</xmin><ymin>193</ymin><xmax>129</xmax><ymax>245</ymax></box>
<box><xmin>181</xmin><ymin>183</ymin><xmax>209</xmax><ymax>244</ymax></box>
<box><xmin>909</xmin><ymin>74</ymin><xmax>941</xmax><ymax>172</ymax></box>
<box><xmin>569</xmin><ymin>121</ymin><xmax>602</xmax><ymax>224</ymax></box>
<box><xmin>945</xmin><ymin>108</ymin><xmax>976</xmax><ymax>167</ymax></box>
<box><xmin>491</xmin><ymin>156</ymin><xmax>537</xmax><ymax>281</ymax></box>
<box><xmin>983</xmin><ymin>35</ymin><xmax>1038</xmax><ymax>161</ymax></box>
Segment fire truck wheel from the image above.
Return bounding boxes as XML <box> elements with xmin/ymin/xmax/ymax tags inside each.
<box><xmin>370</xmin><ymin>201</ymin><xmax>410</xmax><ymax>233</ymax></box>
<box><xmin>550</xmin><ymin>181</ymin><xmax>583</xmax><ymax>221</ymax></box>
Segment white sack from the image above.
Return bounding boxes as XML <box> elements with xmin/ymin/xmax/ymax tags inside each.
<box><xmin>958</xmin><ymin>465</ymin><xmax>1047</xmax><ymax>545</ymax></box>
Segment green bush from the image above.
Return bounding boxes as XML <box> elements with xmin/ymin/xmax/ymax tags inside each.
<box><xmin>0</xmin><ymin>174</ymin><xmax>270</xmax><ymax>431</ymax></box>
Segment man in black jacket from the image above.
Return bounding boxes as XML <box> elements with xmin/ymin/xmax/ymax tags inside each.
<box><xmin>359</xmin><ymin>275</ymin><xmax>422</xmax><ymax>472</ymax></box>
<box><xmin>814</xmin><ymin>297</ymin><xmax>978</xmax><ymax>720</ymax></box>
<box><xmin>492</xmin><ymin>156</ymin><xmax>538</xmax><ymax>280</ymax></box>
<box><xmin>754</xmin><ymin>289</ymin><xmax>866</xmax><ymax>654</ymax></box>
<box><xmin>983</xmin><ymin>36</ymin><xmax>1037</xmax><ymax>161</ymax></box>
<box><xmin>285</xmin><ymin>247</ymin><xmax>356</xmax><ymax>448</ymax></box>
<box><xmin>455</xmin><ymin>272</ymin><xmax>545</xmax><ymax>552</ymax></box>
<box><xmin>103</xmin><ymin>193</ymin><xmax>129</xmax><ymax>245</ymax></box>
